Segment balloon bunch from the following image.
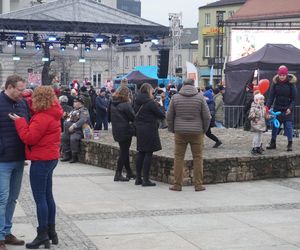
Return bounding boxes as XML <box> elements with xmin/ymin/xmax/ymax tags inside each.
<box><xmin>253</xmin><ymin>79</ymin><xmax>270</xmax><ymax>94</ymax></box>
<box><xmin>268</xmin><ymin>108</ymin><xmax>281</xmax><ymax>128</ymax></box>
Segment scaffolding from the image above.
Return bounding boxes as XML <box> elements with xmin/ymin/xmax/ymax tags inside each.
<box><xmin>168</xmin><ymin>12</ymin><xmax>182</xmax><ymax>81</ymax></box>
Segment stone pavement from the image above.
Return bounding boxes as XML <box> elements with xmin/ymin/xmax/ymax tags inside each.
<box><xmin>7</xmin><ymin>160</ymin><xmax>300</xmax><ymax>250</ymax></box>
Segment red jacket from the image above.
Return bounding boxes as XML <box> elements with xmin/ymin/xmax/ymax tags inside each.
<box><xmin>15</xmin><ymin>101</ymin><xmax>63</xmax><ymax>160</ymax></box>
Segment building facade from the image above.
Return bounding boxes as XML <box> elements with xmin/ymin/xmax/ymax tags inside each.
<box><xmin>197</xmin><ymin>0</ymin><xmax>246</xmax><ymax>87</ymax></box>
<box><xmin>116</xmin><ymin>28</ymin><xmax>198</xmax><ymax>81</ymax></box>
<box><xmin>117</xmin><ymin>0</ymin><xmax>141</xmax><ymax>17</ymax></box>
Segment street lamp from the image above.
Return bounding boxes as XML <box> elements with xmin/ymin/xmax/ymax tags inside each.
<box><xmin>216</xmin><ymin>10</ymin><xmax>225</xmax><ymax>84</ymax></box>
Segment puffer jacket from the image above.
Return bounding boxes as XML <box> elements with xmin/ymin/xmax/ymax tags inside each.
<box><xmin>266</xmin><ymin>74</ymin><xmax>297</xmax><ymax>121</ymax></box>
<box><xmin>109</xmin><ymin>98</ymin><xmax>135</xmax><ymax>142</ymax></box>
<box><xmin>249</xmin><ymin>102</ymin><xmax>266</xmax><ymax>132</ymax></box>
<box><xmin>167</xmin><ymin>85</ymin><xmax>211</xmax><ymax>134</ymax></box>
<box><xmin>0</xmin><ymin>91</ymin><xmax>30</xmax><ymax>162</ymax></box>
<box><xmin>15</xmin><ymin>100</ymin><xmax>63</xmax><ymax>160</ymax></box>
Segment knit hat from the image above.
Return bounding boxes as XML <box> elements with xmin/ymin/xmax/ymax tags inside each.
<box><xmin>277</xmin><ymin>65</ymin><xmax>288</xmax><ymax>76</ymax></box>
<box><xmin>254</xmin><ymin>93</ymin><xmax>264</xmax><ymax>104</ymax></box>
<box><xmin>80</xmin><ymin>86</ymin><xmax>87</xmax><ymax>92</ymax></box>
<box><xmin>100</xmin><ymin>87</ymin><xmax>106</xmax><ymax>93</ymax></box>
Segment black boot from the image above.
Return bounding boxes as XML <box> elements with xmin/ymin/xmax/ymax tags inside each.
<box><xmin>287</xmin><ymin>141</ymin><xmax>293</xmax><ymax>151</ymax></box>
<box><xmin>142</xmin><ymin>180</ymin><xmax>156</xmax><ymax>186</ymax></box>
<box><xmin>69</xmin><ymin>153</ymin><xmax>78</xmax><ymax>163</ymax></box>
<box><xmin>114</xmin><ymin>172</ymin><xmax>129</xmax><ymax>182</ymax></box>
<box><xmin>251</xmin><ymin>148</ymin><xmax>257</xmax><ymax>155</ymax></box>
<box><xmin>60</xmin><ymin>151</ymin><xmax>71</xmax><ymax>162</ymax></box>
<box><xmin>126</xmin><ymin>169</ymin><xmax>136</xmax><ymax>180</ymax></box>
<box><xmin>266</xmin><ymin>139</ymin><xmax>276</xmax><ymax>149</ymax></box>
<box><xmin>256</xmin><ymin>147</ymin><xmax>263</xmax><ymax>154</ymax></box>
<box><xmin>48</xmin><ymin>224</ymin><xmax>58</xmax><ymax>245</ymax></box>
<box><xmin>135</xmin><ymin>177</ymin><xmax>143</xmax><ymax>185</ymax></box>
<box><xmin>26</xmin><ymin>228</ymin><xmax>50</xmax><ymax>249</ymax></box>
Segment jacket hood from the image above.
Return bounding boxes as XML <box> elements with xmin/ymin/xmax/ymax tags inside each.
<box><xmin>42</xmin><ymin>100</ymin><xmax>63</xmax><ymax>121</ymax></box>
<box><xmin>179</xmin><ymin>85</ymin><xmax>198</xmax><ymax>97</ymax></box>
<box><xmin>273</xmin><ymin>74</ymin><xmax>297</xmax><ymax>84</ymax></box>
<box><xmin>135</xmin><ymin>92</ymin><xmax>152</xmax><ymax>105</ymax></box>
<box><xmin>204</xmin><ymin>89</ymin><xmax>214</xmax><ymax>103</ymax></box>
<box><xmin>81</xmin><ymin>91</ymin><xmax>89</xmax><ymax>97</ymax></box>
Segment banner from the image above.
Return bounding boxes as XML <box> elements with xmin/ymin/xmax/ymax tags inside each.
<box><xmin>209</xmin><ymin>65</ymin><xmax>214</xmax><ymax>86</ymax></box>
<box><xmin>186</xmin><ymin>61</ymin><xmax>198</xmax><ymax>86</ymax></box>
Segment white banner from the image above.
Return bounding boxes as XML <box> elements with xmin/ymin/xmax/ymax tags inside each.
<box><xmin>186</xmin><ymin>61</ymin><xmax>198</xmax><ymax>86</ymax></box>
<box><xmin>231</xmin><ymin>29</ymin><xmax>300</xmax><ymax>61</ymax></box>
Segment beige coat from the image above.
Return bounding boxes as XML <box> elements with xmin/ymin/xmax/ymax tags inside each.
<box><xmin>248</xmin><ymin>102</ymin><xmax>266</xmax><ymax>132</ymax></box>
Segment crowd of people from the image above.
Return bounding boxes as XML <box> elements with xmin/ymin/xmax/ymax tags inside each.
<box><xmin>0</xmin><ymin>64</ymin><xmax>296</xmax><ymax>249</ymax></box>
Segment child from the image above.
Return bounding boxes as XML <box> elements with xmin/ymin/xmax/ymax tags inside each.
<box><xmin>248</xmin><ymin>93</ymin><xmax>267</xmax><ymax>154</ymax></box>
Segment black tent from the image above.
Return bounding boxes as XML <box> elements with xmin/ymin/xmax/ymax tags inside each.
<box><xmin>224</xmin><ymin>44</ymin><xmax>300</xmax><ymax>127</ymax></box>
<box><xmin>114</xmin><ymin>70</ymin><xmax>158</xmax><ymax>88</ymax></box>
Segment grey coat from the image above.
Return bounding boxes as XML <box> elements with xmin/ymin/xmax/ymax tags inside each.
<box><xmin>167</xmin><ymin>85</ymin><xmax>211</xmax><ymax>134</ymax></box>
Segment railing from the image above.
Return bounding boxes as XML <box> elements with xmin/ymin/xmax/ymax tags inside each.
<box><xmin>224</xmin><ymin>105</ymin><xmax>300</xmax><ymax>130</ymax></box>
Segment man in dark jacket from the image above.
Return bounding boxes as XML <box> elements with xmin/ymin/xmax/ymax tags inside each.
<box><xmin>266</xmin><ymin>65</ymin><xmax>297</xmax><ymax>151</ymax></box>
<box><xmin>95</xmin><ymin>88</ymin><xmax>109</xmax><ymax>130</ymax></box>
<box><xmin>167</xmin><ymin>78</ymin><xmax>211</xmax><ymax>192</ymax></box>
<box><xmin>61</xmin><ymin>97</ymin><xmax>90</xmax><ymax>163</ymax></box>
<box><xmin>0</xmin><ymin>75</ymin><xmax>30</xmax><ymax>250</ymax></box>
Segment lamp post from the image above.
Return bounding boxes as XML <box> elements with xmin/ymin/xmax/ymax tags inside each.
<box><xmin>216</xmin><ymin>10</ymin><xmax>225</xmax><ymax>84</ymax></box>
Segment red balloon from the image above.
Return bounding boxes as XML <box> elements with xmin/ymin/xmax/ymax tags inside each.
<box><xmin>253</xmin><ymin>85</ymin><xmax>259</xmax><ymax>92</ymax></box>
<box><xmin>258</xmin><ymin>79</ymin><xmax>270</xmax><ymax>94</ymax></box>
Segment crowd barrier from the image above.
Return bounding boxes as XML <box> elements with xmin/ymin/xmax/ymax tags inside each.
<box><xmin>224</xmin><ymin>105</ymin><xmax>300</xmax><ymax>134</ymax></box>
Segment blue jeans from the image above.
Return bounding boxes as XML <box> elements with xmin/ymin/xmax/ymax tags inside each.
<box><xmin>0</xmin><ymin>161</ymin><xmax>24</xmax><ymax>240</ymax></box>
<box><xmin>272</xmin><ymin>120</ymin><xmax>293</xmax><ymax>142</ymax></box>
<box><xmin>30</xmin><ymin>160</ymin><xmax>58</xmax><ymax>230</ymax></box>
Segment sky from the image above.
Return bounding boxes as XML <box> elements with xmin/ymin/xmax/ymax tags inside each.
<box><xmin>140</xmin><ymin>0</ymin><xmax>217</xmax><ymax>28</ymax></box>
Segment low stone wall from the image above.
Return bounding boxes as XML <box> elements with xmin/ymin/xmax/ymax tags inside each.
<box><xmin>78</xmin><ymin>137</ymin><xmax>300</xmax><ymax>185</ymax></box>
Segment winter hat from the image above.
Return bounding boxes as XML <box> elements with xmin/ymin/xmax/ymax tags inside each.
<box><xmin>254</xmin><ymin>93</ymin><xmax>264</xmax><ymax>104</ymax></box>
<box><xmin>80</xmin><ymin>86</ymin><xmax>87</xmax><ymax>92</ymax></box>
<box><xmin>100</xmin><ymin>87</ymin><xmax>106</xmax><ymax>93</ymax></box>
<box><xmin>59</xmin><ymin>95</ymin><xmax>68</xmax><ymax>103</ymax></box>
<box><xmin>277</xmin><ymin>65</ymin><xmax>288</xmax><ymax>76</ymax></box>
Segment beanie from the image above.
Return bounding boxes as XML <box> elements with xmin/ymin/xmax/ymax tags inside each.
<box><xmin>277</xmin><ymin>65</ymin><xmax>288</xmax><ymax>76</ymax></box>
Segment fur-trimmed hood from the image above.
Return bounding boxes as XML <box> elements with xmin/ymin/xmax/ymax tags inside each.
<box><xmin>272</xmin><ymin>74</ymin><xmax>297</xmax><ymax>84</ymax></box>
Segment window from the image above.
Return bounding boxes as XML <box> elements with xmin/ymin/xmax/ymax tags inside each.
<box><xmin>132</xmin><ymin>56</ymin><xmax>137</xmax><ymax>68</ymax></box>
<box><xmin>140</xmin><ymin>55</ymin><xmax>144</xmax><ymax>66</ymax></box>
<box><xmin>125</xmin><ymin>56</ymin><xmax>130</xmax><ymax>68</ymax></box>
<box><xmin>177</xmin><ymin>55</ymin><xmax>182</xmax><ymax>67</ymax></box>
<box><xmin>156</xmin><ymin>55</ymin><xmax>159</xmax><ymax>65</ymax></box>
<box><xmin>215</xmin><ymin>39</ymin><xmax>222</xmax><ymax>57</ymax></box>
<box><xmin>228</xmin><ymin>10</ymin><xmax>235</xmax><ymax>18</ymax></box>
<box><xmin>205</xmin><ymin>13</ymin><xmax>210</xmax><ymax>26</ymax></box>
<box><xmin>147</xmin><ymin>55</ymin><xmax>152</xmax><ymax>66</ymax></box>
<box><xmin>204</xmin><ymin>39</ymin><xmax>211</xmax><ymax>58</ymax></box>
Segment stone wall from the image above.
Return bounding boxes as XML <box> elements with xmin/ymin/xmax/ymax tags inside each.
<box><xmin>78</xmin><ymin>139</ymin><xmax>300</xmax><ymax>185</ymax></box>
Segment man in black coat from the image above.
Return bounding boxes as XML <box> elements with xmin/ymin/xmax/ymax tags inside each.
<box><xmin>0</xmin><ymin>75</ymin><xmax>30</xmax><ymax>249</ymax></box>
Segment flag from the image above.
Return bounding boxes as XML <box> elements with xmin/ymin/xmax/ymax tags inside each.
<box><xmin>209</xmin><ymin>65</ymin><xmax>214</xmax><ymax>86</ymax></box>
<box><xmin>186</xmin><ymin>61</ymin><xmax>198</xmax><ymax>86</ymax></box>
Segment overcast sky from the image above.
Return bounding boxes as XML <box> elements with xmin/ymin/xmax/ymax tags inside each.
<box><xmin>140</xmin><ymin>0</ymin><xmax>216</xmax><ymax>28</ymax></box>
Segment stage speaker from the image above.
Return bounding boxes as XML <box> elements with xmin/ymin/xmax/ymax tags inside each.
<box><xmin>157</xmin><ymin>49</ymin><xmax>169</xmax><ymax>78</ymax></box>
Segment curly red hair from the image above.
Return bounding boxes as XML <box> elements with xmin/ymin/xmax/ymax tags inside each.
<box><xmin>32</xmin><ymin>86</ymin><xmax>57</xmax><ymax>111</ymax></box>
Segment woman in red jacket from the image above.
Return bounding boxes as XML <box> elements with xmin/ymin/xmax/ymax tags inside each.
<box><xmin>9</xmin><ymin>86</ymin><xmax>63</xmax><ymax>249</ymax></box>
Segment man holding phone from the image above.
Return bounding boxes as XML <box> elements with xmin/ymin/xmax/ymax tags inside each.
<box><xmin>0</xmin><ymin>75</ymin><xmax>30</xmax><ymax>250</ymax></box>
